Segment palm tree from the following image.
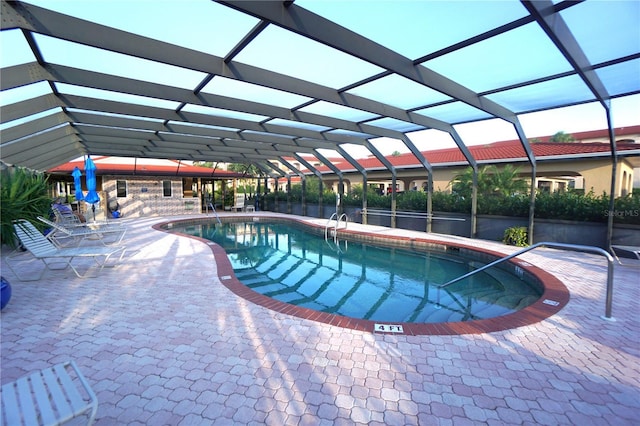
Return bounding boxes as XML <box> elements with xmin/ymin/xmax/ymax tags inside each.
<box><xmin>451</xmin><ymin>165</ymin><xmax>528</xmax><ymax>198</ymax></box>
<box><xmin>450</xmin><ymin>166</ymin><xmax>489</xmax><ymax>199</ymax></box>
<box><xmin>485</xmin><ymin>164</ymin><xmax>528</xmax><ymax>197</ymax></box>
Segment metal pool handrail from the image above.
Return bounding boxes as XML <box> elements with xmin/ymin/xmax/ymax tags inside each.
<box><xmin>438</xmin><ymin>242</ymin><xmax>616</xmax><ymax>321</ymax></box>
<box><xmin>325</xmin><ymin>212</ymin><xmax>348</xmax><ymax>243</ymax></box>
<box><xmin>206</xmin><ymin>202</ymin><xmax>222</xmax><ymax>225</ymax></box>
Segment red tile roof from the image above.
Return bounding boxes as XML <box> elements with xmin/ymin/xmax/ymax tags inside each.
<box><xmin>48</xmin><ymin>126</ymin><xmax>639</xmax><ymax>179</ymax></box>
<box><xmin>303</xmin><ymin>125</ymin><xmax>640</xmax><ymax>173</ymax></box>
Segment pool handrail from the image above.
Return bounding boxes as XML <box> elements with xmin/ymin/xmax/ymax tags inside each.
<box><xmin>325</xmin><ymin>212</ymin><xmax>348</xmax><ymax>243</ymax></box>
<box><xmin>437</xmin><ymin>242</ymin><xmax>616</xmax><ymax>321</ymax></box>
<box><xmin>206</xmin><ymin>202</ymin><xmax>222</xmax><ymax>225</ymax></box>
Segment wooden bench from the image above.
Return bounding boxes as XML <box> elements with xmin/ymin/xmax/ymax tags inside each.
<box><xmin>2</xmin><ymin>361</ymin><xmax>98</xmax><ymax>426</ymax></box>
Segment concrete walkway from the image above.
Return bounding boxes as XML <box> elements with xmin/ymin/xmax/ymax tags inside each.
<box><xmin>1</xmin><ymin>213</ymin><xmax>638</xmax><ymax>425</ymax></box>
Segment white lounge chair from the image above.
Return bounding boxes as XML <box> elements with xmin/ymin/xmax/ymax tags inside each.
<box><xmin>1</xmin><ymin>360</ymin><xmax>98</xmax><ymax>426</ymax></box>
<box><xmin>51</xmin><ymin>206</ymin><xmax>85</xmax><ymax>226</ymax></box>
<box><xmin>52</xmin><ymin>207</ymin><xmax>113</xmax><ymax>228</ymax></box>
<box><xmin>7</xmin><ymin>220</ymin><xmax>126</xmax><ymax>281</ymax></box>
<box><xmin>37</xmin><ymin>216</ymin><xmax>126</xmax><ymax>247</ymax></box>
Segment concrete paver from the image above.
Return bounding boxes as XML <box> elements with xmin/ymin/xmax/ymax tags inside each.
<box><xmin>1</xmin><ymin>213</ymin><xmax>638</xmax><ymax>425</ymax></box>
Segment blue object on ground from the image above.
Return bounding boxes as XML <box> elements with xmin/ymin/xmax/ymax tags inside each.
<box><xmin>1</xmin><ymin>276</ymin><xmax>12</xmax><ymax>310</ymax></box>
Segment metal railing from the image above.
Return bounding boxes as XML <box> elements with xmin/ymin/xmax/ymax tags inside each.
<box><xmin>438</xmin><ymin>242</ymin><xmax>616</xmax><ymax>321</ymax></box>
<box><xmin>206</xmin><ymin>202</ymin><xmax>222</xmax><ymax>225</ymax></box>
<box><xmin>363</xmin><ymin>208</ymin><xmax>466</xmax><ymax>221</ymax></box>
<box><xmin>325</xmin><ymin>212</ymin><xmax>348</xmax><ymax>243</ymax></box>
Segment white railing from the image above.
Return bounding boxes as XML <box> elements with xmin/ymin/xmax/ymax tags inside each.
<box><xmin>325</xmin><ymin>212</ymin><xmax>348</xmax><ymax>242</ymax></box>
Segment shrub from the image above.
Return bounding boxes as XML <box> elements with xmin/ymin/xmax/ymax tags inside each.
<box><xmin>289</xmin><ymin>183</ymin><xmax>303</xmax><ymax>203</ymax></box>
<box><xmin>608</xmin><ymin>193</ymin><xmax>640</xmax><ymax>224</ymax></box>
<box><xmin>535</xmin><ymin>191</ymin><xmax>609</xmax><ymax>222</ymax></box>
<box><xmin>478</xmin><ymin>194</ymin><xmax>529</xmax><ymax>217</ymax></box>
<box><xmin>322</xmin><ymin>190</ymin><xmax>337</xmax><ymax>206</ymax></box>
<box><xmin>343</xmin><ymin>185</ymin><xmax>364</xmax><ymax>207</ymax></box>
<box><xmin>366</xmin><ymin>190</ymin><xmax>392</xmax><ymax>209</ymax></box>
<box><xmin>397</xmin><ymin>191</ymin><xmax>427</xmax><ymax>211</ymax></box>
<box><xmin>1</xmin><ymin>166</ymin><xmax>52</xmax><ymax>247</ymax></box>
<box><xmin>432</xmin><ymin>191</ymin><xmax>470</xmax><ymax>213</ymax></box>
<box><xmin>503</xmin><ymin>226</ymin><xmax>528</xmax><ymax>247</ymax></box>
<box><xmin>267</xmin><ymin>182</ymin><xmax>639</xmax><ymax>225</ymax></box>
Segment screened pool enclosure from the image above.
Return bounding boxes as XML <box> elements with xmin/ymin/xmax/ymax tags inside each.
<box><xmin>1</xmin><ymin>0</ymin><xmax>639</xmax><ymax>245</ymax></box>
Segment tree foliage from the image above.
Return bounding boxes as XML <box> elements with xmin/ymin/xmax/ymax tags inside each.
<box><xmin>549</xmin><ymin>131</ymin><xmax>575</xmax><ymax>143</ymax></box>
<box><xmin>226</xmin><ymin>163</ymin><xmax>261</xmax><ymax>176</ymax></box>
<box><xmin>192</xmin><ymin>161</ymin><xmax>261</xmax><ymax>176</ymax></box>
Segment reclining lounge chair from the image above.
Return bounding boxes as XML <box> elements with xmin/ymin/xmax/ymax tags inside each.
<box><xmin>37</xmin><ymin>216</ymin><xmax>126</xmax><ymax>247</ymax></box>
<box><xmin>7</xmin><ymin>220</ymin><xmax>126</xmax><ymax>281</ymax></box>
<box><xmin>52</xmin><ymin>208</ymin><xmax>110</xmax><ymax>228</ymax></box>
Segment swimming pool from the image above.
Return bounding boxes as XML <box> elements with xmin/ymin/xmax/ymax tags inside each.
<box><xmin>168</xmin><ymin>220</ymin><xmax>547</xmax><ymax>326</ymax></box>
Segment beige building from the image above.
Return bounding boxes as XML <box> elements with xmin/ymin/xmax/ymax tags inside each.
<box><xmin>272</xmin><ymin>126</ymin><xmax>640</xmax><ymax>198</ymax></box>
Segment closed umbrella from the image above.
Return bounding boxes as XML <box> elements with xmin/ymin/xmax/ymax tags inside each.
<box><xmin>71</xmin><ymin>167</ymin><xmax>84</xmax><ymax>202</ymax></box>
<box><xmin>84</xmin><ymin>156</ymin><xmax>100</xmax><ymax>221</ymax></box>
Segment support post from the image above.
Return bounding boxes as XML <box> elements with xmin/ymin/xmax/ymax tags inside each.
<box><xmin>293</xmin><ymin>153</ymin><xmax>325</xmax><ymax>218</ymax></box>
<box><xmin>605</xmin><ymin>104</ymin><xmax>617</xmax><ymax>252</ymax></box>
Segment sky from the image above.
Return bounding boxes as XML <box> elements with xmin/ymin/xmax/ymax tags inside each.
<box><xmin>341</xmin><ymin>94</ymin><xmax>640</xmax><ymax>158</ymax></box>
<box><xmin>1</xmin><ymin>0</ymin><xmax>638</xmax><ymax>160</ymax></box>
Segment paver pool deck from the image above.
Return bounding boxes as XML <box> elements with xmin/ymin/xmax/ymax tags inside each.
<box><xmin>1</xmin><ymin>213</ymin><xmax>638</xmax><ymax>425</ymax></box>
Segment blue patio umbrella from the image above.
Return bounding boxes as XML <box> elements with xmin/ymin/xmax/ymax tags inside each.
<box><xmin>84</xmin><ymin>156</ymin><xmax>100</xmax><ymax>221</ymax></box>
<box><xmin>71</xmin><ymin>167</ymin><xmax>84</xmax><ymax>202</ymax></box>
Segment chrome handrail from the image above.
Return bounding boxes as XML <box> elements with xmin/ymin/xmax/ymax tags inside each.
<box><xmin>206</xmin><ymin>202</ymin><xmax>222</xmax><ymax>225</ymax></box>
<box><xmin>325</xmin><ymin>212</ymin><xmax>348</xmax><ymax>243</ymax></box>
<box><xmin>438</xmin><ymin>242</ymin><xmax>616</xmax><ymax>321</ymax></box>
<box><xmin>325</xmin><ymin>213</ymin><xmax>338</xmax><ymax>242</ymax></box>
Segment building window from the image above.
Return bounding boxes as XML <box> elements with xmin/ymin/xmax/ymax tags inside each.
<box><xmin>537</xmin><ymin>181</ymin><xmax>551</xmax><ymax>193</ymax></box>
<box><xmin>116</xmin><ymin>180</ymin><xmax>127</xmax><ymax>197</ymax></box>
<box><xmin>162</xmin><ymin>180</ymin><xmax>172</xmax><ymax>197</ymax></box>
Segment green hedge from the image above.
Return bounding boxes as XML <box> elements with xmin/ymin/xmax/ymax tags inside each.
<box><xmin>269</xmin><ymin>183</ymin><xmax>640</xmax><ymax>225</ymax></box>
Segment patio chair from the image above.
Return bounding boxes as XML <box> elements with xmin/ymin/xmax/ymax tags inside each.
<box><xmin>6</xmin><ymin>220</ymin><xmax>126</xmax><ymax>281</ymax></box>
<box><xmin>1</xmin><ymin>360</ymin><xmax>98</xmax><ymax>426</ymax></box>
<box><xmin>37</xmin><ymin>216</ymin><xmax>126</xmax><ymax>247</ymax></box>
<box><xmin>51</xmin><ymin>203</ymin><xmax>85</xmax><ymax>226</ymax></box>
<box><xmin>52</xmin><ymin>207</ymin><xmax>120</xmax><ymax>230</ymax></box>
<box><xmin>233</xmin><ymin>194</ymin><xmax>246</xmax><ymax>212</ymax></box>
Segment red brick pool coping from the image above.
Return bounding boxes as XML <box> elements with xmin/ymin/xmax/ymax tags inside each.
<box><xmin>154</xmin><ymin>216</ymin><xmax>570</xmax><ymax>336</ymax></box>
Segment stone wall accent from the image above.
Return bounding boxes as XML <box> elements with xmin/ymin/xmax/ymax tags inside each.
<box><xmin>102</xmin><ymin>175</ymin><xmax>201</xmax><ymax>217</ymax></box>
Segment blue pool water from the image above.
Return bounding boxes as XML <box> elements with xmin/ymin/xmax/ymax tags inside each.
<box><xmin>175</xmin><ymin>221</ymin><xmax>542</xmax><ymax>323</ymax></box>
